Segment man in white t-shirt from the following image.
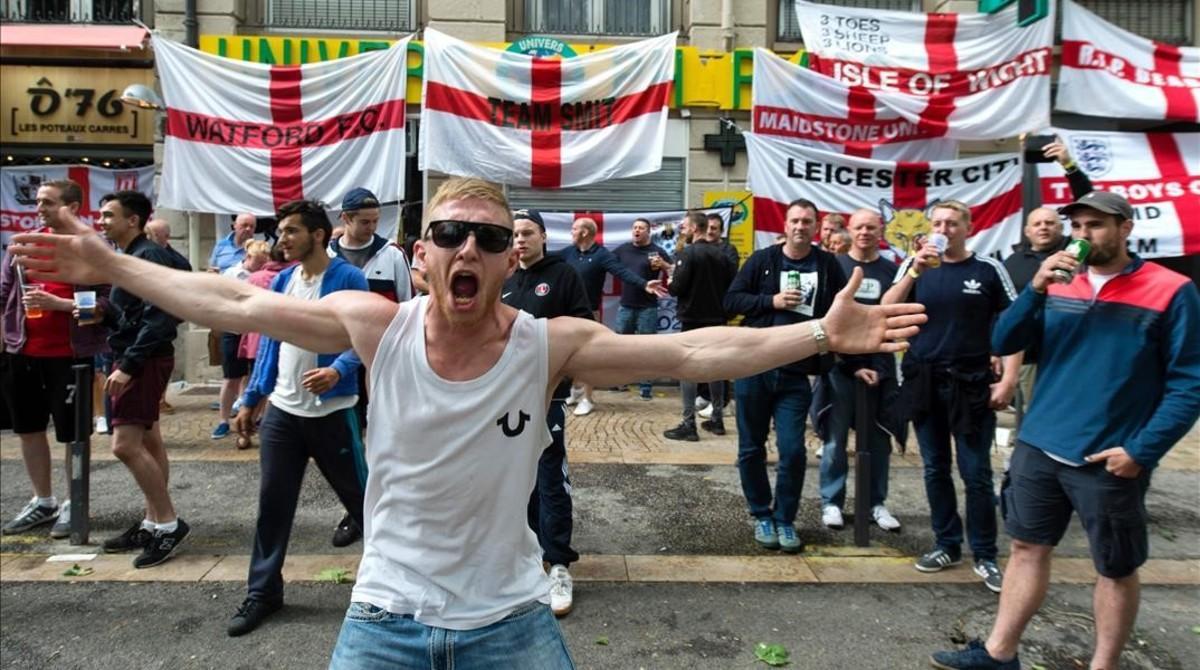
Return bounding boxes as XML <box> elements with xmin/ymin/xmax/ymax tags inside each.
<box><xmin>11</xmin><ymin>179</ymin><xmax>927</xmax><ymax>668</ymax></box>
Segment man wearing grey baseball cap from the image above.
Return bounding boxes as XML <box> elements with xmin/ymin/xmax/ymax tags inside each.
<box><xmin>932</xmin><ymin>190</ymin><xmax>1200</xmax><ymax>670</ymax></box>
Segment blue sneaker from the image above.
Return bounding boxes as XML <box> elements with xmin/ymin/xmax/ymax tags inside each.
<box><xmin>930</xmin><ymin>639</ymin><xmax>1018</xmax><ymax>669</ymax></box>
<box><xmin>639</xmin><ymin>388</ymin><xmax>652</xmax><ymax>401</ymax></box>
<box><xmin>211</xmin><ymin>422</ymin><xmax>231</xmax><ymax>440</ymax></box>
<box><xmin>754</xmin><ymin>518</ymin><xmax>779</xmax><ymax>549</ymax></box>
<box><xmin>777</xmin><ymin>523</ymin><xmax>803</xmax><ymax>554</ymax></box>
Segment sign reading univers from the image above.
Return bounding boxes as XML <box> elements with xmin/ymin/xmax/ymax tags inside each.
<box><xmin>0</xmin><ymin>65</ymin><xmax>156</xmax><ymax>145</ymax></box>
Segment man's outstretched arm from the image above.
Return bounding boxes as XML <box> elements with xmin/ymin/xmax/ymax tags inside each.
<box><xmin>10</xmin><ymin>211</ymin><xmax>369</xmax><ymax>355</ymax></box>
<box><xmin>553</xmin><ymin>267</ymin><xmax>925</xmax><ymax>388</ymax></box>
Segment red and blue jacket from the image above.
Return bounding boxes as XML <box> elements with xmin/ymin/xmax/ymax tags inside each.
<box><xmin>993</xmin><ymin>256</ymin><xmax>1200</xmax><ymax>469</ymax></box>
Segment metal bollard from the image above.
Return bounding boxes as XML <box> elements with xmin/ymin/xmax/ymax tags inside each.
<box><xmin>68</xmin><ymin>363</ymin><xmax>93</xmax><ymax>545</ymax></box>
<box><xmin>853</xmin><ymin>378</ymin><xmax>871</xmax><ymax>547</ymax></box>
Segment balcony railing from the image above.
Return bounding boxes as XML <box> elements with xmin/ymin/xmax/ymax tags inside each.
<box><xmin>519</xmin><ymin>0</ymin><xmax>671</xmax><ymax>37</ymax></box>
<box><xmin>259</xmin><ymin>0</ymin><xmax>415</xmax><ymax>32</ymax></box>
<box><xmin>2</xmin><ymin>0</ymin><xmax>139</xmax><ymax>23</ymax></box>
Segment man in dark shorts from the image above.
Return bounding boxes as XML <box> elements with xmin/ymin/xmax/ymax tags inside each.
<box><xmin>930</xmin><ymin>192</ymin><xmax>1200</xmax><ymax>669</ymax></box>
<box><xmin>0</xmin><ymin>179</ymin><xmax>109</xmax><ymax>538</ymax></box>
<box><xmin>94</xmin><ymin>191</ymin><xmax>189</xmax><ymax>568</ymax></box>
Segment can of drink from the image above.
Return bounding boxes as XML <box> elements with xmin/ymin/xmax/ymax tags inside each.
<box><xmin>927</xmin><ymin>233</ymin><xmax>949</xmax><ymax>268</ymax></box>
<box><xmin>785</xmin><ymin>270</ymin><xmax>801</xmax><ymax>291</ymax></box>
<box><xmin>1053</xmin><ymin>238</ymin><xmax>1091</xmax><ymax>283</ymax></box>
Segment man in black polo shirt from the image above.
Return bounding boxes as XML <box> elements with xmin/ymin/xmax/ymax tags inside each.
<box><xmin>883</xmin><ymin>200</ymin><xmax>1019</xmax><ymax>594</ymax></box>
<box><xmin>502</xmin><ymin>208</ymin><xmax>593</xmax><ymax>618</ymax></box>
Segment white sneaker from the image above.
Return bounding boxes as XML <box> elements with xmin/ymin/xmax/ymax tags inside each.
<box><xmin>573</xmin><ymin>399</ymin><xmax>594</xmax><ymax>416</ymax></box>
<box><xmin>697</xmin><ymin>404</ymin><xmax>713</xmax><ymax>420</ymax></box>
<box><xmin>565</xmin><ymin>386</ymin><xmax>582</xmax><ymax>406</ymax></box>
<box><xmin>50</xmin><ymin>499</ymin><xmax>71</xmax><ymax>539</ymax></box>
<box><xmin>872</xmin><ymin>505</ymin><xmax>901</xmax><ymax>532</ymax></box>
<box><xmin>821</xmin><ymin>504</ymin><xmax>844</xmax><ymax>530</ymax></box>
<box><xmin>693</xmin><ymin>397</ymin><xmax>710</xmax><ymax>411</ymax></box>
<box><xmin>548</xmin><ymin>564</ymin><xmax>573</xmax><ymax>617</ymax></box>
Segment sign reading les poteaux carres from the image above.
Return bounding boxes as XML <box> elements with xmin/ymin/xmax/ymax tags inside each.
<box><xmin>0</xmin><ymin>65</ymin><xmax>156</xmax><ymax>145</ymax></box>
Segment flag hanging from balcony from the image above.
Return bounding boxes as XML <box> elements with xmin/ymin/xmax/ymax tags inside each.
<box><xmin>793</xmin><ymin>0</ymin><xmax>1052</xmax><ymax>142</ymax></box>
<box><xmin>752</xmin><ymin>49</ymin><xmax>957</xmax><ymax>161</ymax></box>
<box><xmin>1057</xmin><ymin>0</ymin><xmax>1199</xmax><ymax>122</ymax></box>
<box><xmin>419</xmin><ymin>28</ymin><xmax>676</xmax><ymax>189</ymax></box>
<box><xmin>153</xmin><ymin>34</ymin><xmax>411</xmax><ymax>215</ymax></box>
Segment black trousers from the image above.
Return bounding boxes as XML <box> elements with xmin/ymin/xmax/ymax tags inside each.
<box><xmin>248</xmin><ymin>403</ymin><xmax>366</xmax><ymax>601</ymax></box>
<box><xmin>527</xmin><ymin>400</ymin><xmax>579</xmax><ymax>567</ymax></box>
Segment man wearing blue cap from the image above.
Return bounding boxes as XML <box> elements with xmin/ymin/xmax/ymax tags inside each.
<box><xmin>326</xmin><ymin>187</ymin><xmax>412</xmax><ymax>547</ymax></box>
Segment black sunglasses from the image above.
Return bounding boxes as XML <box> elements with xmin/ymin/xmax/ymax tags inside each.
<box><xmin>427</xmin><ymin>220</ymin><xmax>513</xmax><ymax>254</ymax></box>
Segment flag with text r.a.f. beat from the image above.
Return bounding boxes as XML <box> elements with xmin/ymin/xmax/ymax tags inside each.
<box><xmin>419</xmin><ymin>29</ymin><xmax>675</xmax><ymax>189</ymax></box>
<box><xmin>794</xmin><ymin>0</ymin><xmax>1052</xmax><ymax>141</ymax></box>
<box><xmin>1058</xmin><ymin>0</ymin><xmax>1200</xmax><ymax>122</ymax></box>
<box><xmin>745</xmin><ymin>133</ymin><xmax>1022</xmax><ymax>258</ymax></box>
<box><xmin>154</xmin><ymin>35</ymin><xmax>410</xmax><ymax>216</ymax></box>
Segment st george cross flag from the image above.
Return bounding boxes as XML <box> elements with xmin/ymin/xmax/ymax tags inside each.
<box><xmin>420</xmin><ymin>28</ymin><xmax>675</xmax><ymax>189</ymax></box>
<box><xmin>794</xmin><ymin>0</ymin><xmax>1052</xmax><ymax>140</ymax></box>
<box><xmin>1058</xmin><ymin>0</ymin><xmax>1199</xmax><ymax>122</ymax></box>
<box><xmin>752</xmin><ymin>49</ymin><xmax>956</xmax><ymax>161</ymax></box>
<box><xmin>1</xmin><ymin>164</ymin><xmax>155</xmax><ymax>248</ymax></box>
<box><xmin>745</xmin><ymin>133</ymin><xmax>1023</xmax><ymax>258</ymax></box>
<box><xmin>1038</xmin><ymin>128</ymin><xmax>1200</xmax><ymax>258</ymax></box>
<box><xmin>154</xmin><ymin>34</ymin><xmax>411</xmax><ymax>216</ymax></box>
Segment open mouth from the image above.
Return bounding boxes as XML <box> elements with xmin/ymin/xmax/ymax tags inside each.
<box><xmin>451</xmin><ymin>271</ymin><xmax>479</xmax><ymax>306</ymax></box>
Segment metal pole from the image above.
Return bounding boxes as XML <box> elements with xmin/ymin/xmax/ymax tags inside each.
<box><xmin>853</xmin><ymin>378</ymin><xmax>871</xmax><ymax>547</ymax></box>
<box><xmin>68</xmin><ymin>364</ymin><xmax>93</xmax><ymax>545</ymax></box>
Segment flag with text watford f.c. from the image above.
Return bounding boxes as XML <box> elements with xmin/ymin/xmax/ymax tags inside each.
<box><xmin>419</xmin><ymin>29</ymin><xmax>676</xmax><ymax>189</ymax></box>
<box><xmin>793</xmin><ymin>0</ymin><xmax>1052</xmax><ymax>142</ymax></box>
<box><xmin>745</xmin><ymin>133</ymin><xmax>1023</xmax><ymax>259</ymax></box>
<box><xmin>1058</xmin><ymin>0</ymin><xmax>1199</xmax><ymax>123</ymax></box>
<box><xmin>752</xmin><ymin>49</ymin><xmax>957</xmax><ymax>161</ymax></box>
<box><xmin>153</xmin><ymin>35</ymin><xmax>411</xmax><ymax>216</ymax></box>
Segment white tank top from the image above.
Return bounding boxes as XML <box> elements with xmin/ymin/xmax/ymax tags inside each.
<box><xmin>352</xmin><ymin>296</ymin><xmax>552</xmax><ymax>630</ymax></box>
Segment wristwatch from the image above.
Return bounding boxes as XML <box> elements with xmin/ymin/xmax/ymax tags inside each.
<box><xmin>810</xmin><ymin>319</ymin><xmax>830</xmax><ymax>355</ymax></box>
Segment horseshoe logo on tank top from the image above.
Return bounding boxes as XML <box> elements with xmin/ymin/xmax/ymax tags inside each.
<box><xmin>497</xmin><ymin>410</ymin><xmax>531</xmax><ymax>437</ymax></box>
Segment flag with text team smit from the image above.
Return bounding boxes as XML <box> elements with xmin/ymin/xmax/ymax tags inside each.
<box><xmin>153</xmin><ymin>35</ymin><xmax>411</xmax><ymax>216</ymax></box>
<box><xmin>420</xmin><ymin>28</ymin><xmax>676</xmax><ymax>189</ymax></box>
<box><xmin>1058</xmin><ymin>0</ymin><xmax>1199</xmax><ymax>122</ymax></box>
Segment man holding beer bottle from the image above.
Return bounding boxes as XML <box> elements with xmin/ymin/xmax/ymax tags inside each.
<box><xmin>930</xmin><ymin>192</ymin><xmax>1200</xmax><ymax>669</ymax></box>
<box><xmin>882</xmin><ymin>200</ymin><xmax>1020</xmax><ymax>594</ymax></box>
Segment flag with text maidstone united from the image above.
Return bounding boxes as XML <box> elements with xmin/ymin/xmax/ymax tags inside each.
<box><xmin>419</xmin><ymin>29</ymin><xmax>676</xmax><ymax>189</ymax></box>
<box><xmin>745</xmin><ymin>133</ymin><xmax>1022</xmax><ymax>258</ymax></box>
<box><xmin>1058</xmin><ymin>0</ymin><xmax>1199</xmax><ymax>122</ymax></box>
<box><xmin>154</xmin><ymin>35</ymin><xmax>410</xmax><ymax>215</ymax></box>
<box><xmin>794</xmin><ymin>0</ymin><xmax>1052</xmax><ymax>140</ymax></box>
<box><xmin>752</xmin><ymin>49</ymin><xmax>956</xmax><ymax>161</ymax></box>
<box><xmin>1038</xmin><ymin>128</ymin><xmax>1199</xmax><ymax>258</ymax></box>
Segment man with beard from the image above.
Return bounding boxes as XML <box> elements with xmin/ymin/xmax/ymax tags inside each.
<box><xmin>502</xmin><ymin>208</ymin><xmax>593</xmax><ymax>618</ymax></box>
<box><xmin>11</xmin><ymin>177</ymin><xmax>927</xmax><ymax>667</ymax></box>
<box><xmin>930</xmin><ymin>192</ymin><xmax>1200</xmax><ymax>669</ymax></box>
<box><xmin>612</xmin><ymin>218</ymin><xmax>672</xmax><ymax>400</ymax></box>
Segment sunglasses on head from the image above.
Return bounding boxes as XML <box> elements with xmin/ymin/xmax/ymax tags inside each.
<box><xmin>427</xmin><ymin>220</ymin><xmax>513</xmax><ymax>254</ymax></box>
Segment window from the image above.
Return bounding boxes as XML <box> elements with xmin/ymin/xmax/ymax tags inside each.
<box><xmin>3</xmin><ymin>0</ymin><xmax>138</xmax><ymax>23</ymax></box>
<box><xmin>266</xmin><ymin>0</ymin><xmax>414</xmax><ymax>32</ymax></box>
<box><xmin>521</xmin><ymin>0</ymin><xmax>670</xmax><ymax>37</ymax></box>
<box><xmin>1070</xmin><ymin>0</ymin><xmax>1194</xmax><ymax>46</ymax></box>
<box><xmin>777</xmin><ymin>0</ymin><xmax>921</xmax><ymax>42</ymax></box>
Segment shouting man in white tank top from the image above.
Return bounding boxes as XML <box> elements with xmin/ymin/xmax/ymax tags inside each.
<box><xmin>11</xmin><ymin>178</ymin><xmax>928</xmax><ymax>669</ymax></box>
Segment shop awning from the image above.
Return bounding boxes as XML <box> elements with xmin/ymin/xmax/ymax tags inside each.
<box><xmin>0</xmin><ymin>24</ymin><xmax>148</xmax><ymax>50</ymax></box>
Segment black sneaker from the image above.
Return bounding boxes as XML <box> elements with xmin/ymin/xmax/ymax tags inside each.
<box><xmin>700</xmin><ymin>419</ymin><xmax>726</xmax><ymax>436</ymax></box>
<box><xmin>102</xmin><ymin>521</ymin><xmax>152</xmax><ymax>553</ymax></box>
<box><xmin>133</xmin><ymin>518</ymin><xmax>190</xmax><ymax>569</ymax></box>
<box><xmin>228</xmin><ymin>597</ymin><xmax>283</xmax><ymax>637</ymax></box>
<box><xmin>331</xmin><ymin>514</ymin><xmax>362</xmax><ymax>548</ymax></box>
<box><xmin>663</xmin><ymin>422</ymin><xmax>699</xmax><ymax>442</ymax></box>
<box><xmin>915</xmin><ymin>547</ymin><xmax>962</xmax><ymax>573</ymax></box>
<box><xmin>1</xmin><ymin>499</ymin><xmax>59</xmax><ymax>534</ymax></box>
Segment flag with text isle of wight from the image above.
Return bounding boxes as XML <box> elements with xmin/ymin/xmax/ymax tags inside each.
<box><xmin>420</xmin><ymin>28</ymin><xmax>676</xmax><ymax>189</ymax></box>
<box><xmin>154</xmin><ymin>35</ymin><xmax>411</xmax><ymax>215</ymax></box>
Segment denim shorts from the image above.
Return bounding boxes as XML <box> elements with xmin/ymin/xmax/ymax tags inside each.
<box><xmin>1002</xmin><ymin>442</ymin><xmax>1151</xmax><ymax>578</ymax></box>
<box><xmin>329</xmin><ymin>600</ymin><xmax>575</xmax><ymax>670</ymax></box>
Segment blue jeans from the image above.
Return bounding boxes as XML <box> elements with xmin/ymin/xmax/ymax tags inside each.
<box><xmin>615</xmin><ymin>305</ymin><xmax>657</xmax><ymax>396</ymax></box>
<box><xmin>913</xmin><ymin>378</ymin><xmax>998</xmax><ymax>561</ymax></box>
<box><xmin>329</xmin><ymin>600</ymin><xmax>576</xmax><ymax>670</ymax></box>
<box><xmin>819</xmin><ymin>367</ymin><xmax>891</xmax><ymax>509</ymax></box>
<box><xmin>734</xmin><ymin>368</ymin><xmax>812</xmax><ymax>525</ymax></box>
